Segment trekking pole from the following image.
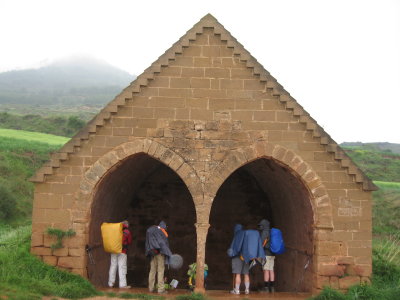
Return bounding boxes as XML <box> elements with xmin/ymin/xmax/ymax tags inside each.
<box><xmin>86</xmin><ymin>245</ymin><xmax>95</xmax><ymax>265</ymax></box>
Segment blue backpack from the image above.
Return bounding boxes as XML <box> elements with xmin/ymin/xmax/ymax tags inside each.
<box><xmin>270</xmin><ymin>228</ymin><xmax>285</xmax><ymax>254</ymax></box>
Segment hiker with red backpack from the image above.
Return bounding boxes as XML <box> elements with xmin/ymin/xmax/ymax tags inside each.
<box><xmin>258</xmin><ymin>219</ymin><xmax>285</xmax><ymax>293</ymax></box>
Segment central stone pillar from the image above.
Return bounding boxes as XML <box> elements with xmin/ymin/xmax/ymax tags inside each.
<box><xmin>194</xmin><ymin>222</ymin><xmax>210</xmax><ymax>293</ymax></box>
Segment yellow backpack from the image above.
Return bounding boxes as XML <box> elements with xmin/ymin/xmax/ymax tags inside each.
<box><xmin>101</xmin><ymin>222</ymin><xmax>123</xmax><ymax>253</ymax></box>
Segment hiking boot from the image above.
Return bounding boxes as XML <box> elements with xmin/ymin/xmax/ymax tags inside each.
<box><xmin>230</xmin><ymin>289</ymin><xmax>240</xmax><ymax>295</ymax></box>
<box><xmin>120</xmin><ymin>285</ymin><xmax>131</xmax><ymax>289</ymax></box>
<box><xmin>259</xmin><ymin>287</ymin><xmax>270</xmax><ymax>293</ymax></box>
<box><xmin>269</xmin><ymin>286</ymin><xmax>275</xmax><ymax>293</ymax></box>
<box><xmin>245</xmin><ymin>289</ymin><xmax>250</xmax><ymax>295</ymax></box>
<box><xmin>158</xmin><ymin>290</ymin><xmax>168</xmax><ymax>294</ymax></box>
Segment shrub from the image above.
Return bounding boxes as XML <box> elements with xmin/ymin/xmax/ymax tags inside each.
<box><xmin>0</xmin><ymin>183</ymin><xmax>17</xmax><ymax>221</ymax></box>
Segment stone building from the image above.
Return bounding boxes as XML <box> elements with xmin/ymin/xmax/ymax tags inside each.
<box><xmin>30</xmin><ymin>14</ymin><xmax>376</xmax><ymax>293</ymax></box>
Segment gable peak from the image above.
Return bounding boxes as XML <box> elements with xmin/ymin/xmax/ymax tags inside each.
<box><xmin>200</xmin><ymin>13</ymin><xmax>218</xmax><ymax>22</ymax></box>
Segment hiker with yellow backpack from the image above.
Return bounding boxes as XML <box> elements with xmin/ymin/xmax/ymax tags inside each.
<box><xmin>101</xmin><ymin>220</ymin><xmax>132</xmax><ymax>289</ymax></box>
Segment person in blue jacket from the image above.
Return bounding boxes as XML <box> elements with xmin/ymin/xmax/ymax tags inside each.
<box><xmin>227</xmin><ymin>224</ymin><xmax>264</xmax><ymax>295</ymax></box>
<box><xmin>227</xmin><ymin>224</ymin><xmax>249</xmax><ymax>295</ymax></box>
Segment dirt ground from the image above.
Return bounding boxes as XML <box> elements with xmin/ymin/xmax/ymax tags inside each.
<box><xmin>42</xmin><ymin>287</ymin><xmax>312</xmax><ymax>300</ymax></box>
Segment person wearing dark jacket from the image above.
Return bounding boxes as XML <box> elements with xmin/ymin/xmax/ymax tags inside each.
<box><xmin>145</xmin><ymin>221</ymin><xmax>172</xmax><ymax>294</ymax></box>
<box><xmin>258</xmin><ymin>219</ymin><xmax>275</xmax><ymax>293</ymax></box>
<box><xmin>108</xmin><ymin>220</ymin><xmax>132</xmax><ymax>289</ymax></box>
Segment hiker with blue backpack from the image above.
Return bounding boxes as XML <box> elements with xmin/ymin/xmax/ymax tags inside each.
<box><xmin>258</xmin><ymin>219</ymin><xmax>285</xmax><ymax>293</ymax></box>
<box><xmin>227</xmin><ymin>224</ymin><xmax>265</xmax><ymax>295</ymax></box>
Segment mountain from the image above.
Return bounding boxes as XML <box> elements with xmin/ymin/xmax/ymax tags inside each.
<box><xmin>0</xmin><ymin>56</ymin><xmax>135</xmax><ymax>106</ymax></box>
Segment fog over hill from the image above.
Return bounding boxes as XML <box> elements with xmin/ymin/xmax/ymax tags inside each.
<box><xmin>0</xmin><ymin>56</ymin><xmax>135</xmax><ymax>106</ymax></box>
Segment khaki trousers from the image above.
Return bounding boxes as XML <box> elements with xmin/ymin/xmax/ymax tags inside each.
<box><xmin>148</xmin><ymin>254</ymin><xmax>165</xmax><ymax>292</ymax></box>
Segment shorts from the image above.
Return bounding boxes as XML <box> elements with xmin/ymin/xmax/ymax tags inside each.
<box><xmin>232</xmin><ymin>256</ymin><xmax>250</xmax><ymax>274</ymax></box>
<box><xmin>263</xmin><ymin>256</ymin><xmax>275</xmax><ymax>271</ymax></box>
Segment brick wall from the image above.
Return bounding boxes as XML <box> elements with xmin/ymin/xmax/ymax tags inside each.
<box><xmin>31</xmin><ymin>17</ymin><xmax>372</xmax><ymax>293</ymax></box>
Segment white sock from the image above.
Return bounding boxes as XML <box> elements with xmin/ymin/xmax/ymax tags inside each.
<box><xmin>235</xmin><ymin>283</ymin><xmax>240</xmax><ymax>290</ymax></box>
<box><xmin>245</xmin><ymin>282</ymin><xmax>250</xmax><ymax>290</ymax></box>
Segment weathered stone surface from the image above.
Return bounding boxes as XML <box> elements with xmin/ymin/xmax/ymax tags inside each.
<box><xmin>31</xmin><ymin>15</ymin><xmax>373</xmax><ymax>292</ymax></box>
<box><xmin>339</xmin><ymin>276</ymin><xmax>360</xmax><ymax>289</ymax></box>
<box><xmin>58</xmin><ymin>256</ymin><xmax>86</xmax><ymax>269</ymax></box>
<box><xmin>42</xmin><ymin>255</ymin><xmax>58</xmax><ymax>266</ymax></box>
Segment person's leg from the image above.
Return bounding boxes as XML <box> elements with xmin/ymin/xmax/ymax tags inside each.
<box><xmin>108</xmin><ymin>253</ymin><xmax>118</xmax><ymax>287</ymax></box>
<box><xmin>148</xmin><ymin>256</ymin><xmax>157</xmax><ymax>292</ymax></box>
<box><xmin>156</xmin><ymin>254</ymin><xmax>165</xmax><ymax>293</ymax></box>
<box><xmin>244</xmin><ymin>274</ymin><xmax>250</xmax><ymax>294</ymax></box>
<box><xmin>117</xmin><ymin>253</ymin><xmax>128</xmax><ymax>287</ymax></box>
<box><xmin>262</xmin><ymin>256</ymin><xmax>273</xmax><ymax>292</ymax></box>
<box><xmin>267</xmin><ymin>256</ymin><xmax>276</xmax><ymax>292</ymax></box>
<box><xmin>231</xmin><ymin>257</ymin><xmax>242</xmax><ymax>294</ymax></box>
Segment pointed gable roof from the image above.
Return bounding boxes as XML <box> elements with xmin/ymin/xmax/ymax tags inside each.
<box><xmin>30</xmin><ymin>14</ymin><xmax>377</xmax><ymax>191</ymax></box>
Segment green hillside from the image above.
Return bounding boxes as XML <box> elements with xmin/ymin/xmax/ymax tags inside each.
<box><xmin>0</xmin><ymin>128</ymin><xmax>69</xmax><ymax>145</ymax></box>
<box><xmin>0</xmin><ymin>130</ymin><xmax>66</xmax><ymax>222</ymax></box>
<box><xmin>0</xmin><ymin>113</ymin><xmax>85</xmax><ymax>138</ymax></box>
<box><xmin>342</xmin><ymin>144</ymin><xmax>400</xmax><ymax>182</ymax></box>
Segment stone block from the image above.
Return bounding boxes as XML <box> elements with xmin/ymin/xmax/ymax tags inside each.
<box><xmin>190</xmin><ymin>109</ymin><xmax>214</xmax><ymax>120</ymax></box>
<box><xmin>204</xmin><ymin>67</ymin><xmax>229</xmax><ymax>78</ymax></box>
<box><xmin>316</xmin><ymin>275</ymin><xmax>330</xmax><ymax>289</ymax></box>
<box><xmin>194</xmin><ymin>57</ymin><xmax>212</xmax><ymax>67</ymax></box>
<box><xmin>244</xmin><ymin>79</ymin><xmax>264</xmax><ymax>90</ymax></box>
<box><xmin>65</xmin><ymin>234</ymin><xmax>87</xmax><ymax>248</ymax></box>
<box><xmin>170</xmin><ymin>77</ymin><xmax>191</xmax><ymax>88</ymax></box>
<box><xmin>182</xmin><ymin>67</ymin><xmax>204</xmax><ymax>77</ymax></box>
<box><xmin>31</xmin><ymin>247</ymin><xmax>52</xmax><ymax>256</ymax></box>
<box><xmin>319</xmin><ymin>264</ymin><xmax>345</xmax><ymax>277</ymax></box>
<box><xmin>182</xmin><ymin>45</ymin><xmax>201</xmax><ymax>57</ymax></box>
<box><xmin>53</xmin><ymin>247</ymin><xmax>69</xmax><ymax>256</ymax></box>
<box><xmin>336</xmin><ymin>256</ymin><xmax>354</xmax><ymax>265</ymax></box>
<box><xmin>209</xmin><ymin>99</ymin><xmax>234</xmax><ymax>110</ymax></box>
<box><xmin>254</xmin><ymin>111</ymin><xmax>276</xmax><ymax>121</ymax></box>
<box><xmin>330</xmin><ymin>276</ymin><xmax>339</xmax><ymax>289</ymax></box>
<box><xmin>339</xmin><ymin>276</ymin><xmax>360</xmax><ymax>289</ymax></box>
<box><xmin>72</xmin><ymin>268</ymin><xmax>88</xmax><ymax>278</ymax></box>
<box><xmin>43</xmin><ymin>255</ymin><xmax>58</xmax><ymax>266</ymax></box>
<box><xmin>45</xmin><ymin>209</ymin><xmax>71</xmax><ymax>224</ymax></box>
<box><xmin>69</xmin><ymin>248</ymin><xmax>86</xmax><ymax>257</ymax></box>
<box><xmin>58</xmin><ymin>256</ymin><xmax>86</xmax><ymax>269</ymax></box>
<box><xmin>31</xmin><ymin>233</ymin><xmax>44</xmax><ymax>247</ymax></box>
<box><xmin>149</xmin><ymin>96</ymin><xmax>185</xmax><ymax>108</ymax></box>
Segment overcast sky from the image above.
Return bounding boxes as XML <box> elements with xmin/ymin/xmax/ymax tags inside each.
<box><xmin>0</xmin><ymin>0</ymin><xmax>399</xmax><ymax>144</ymax></box>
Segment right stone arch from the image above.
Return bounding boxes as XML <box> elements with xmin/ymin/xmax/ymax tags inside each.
<box><xmin>204</xmin><ymin>142</ymin><xmax>333</xmax><ymax>292</ymax></box>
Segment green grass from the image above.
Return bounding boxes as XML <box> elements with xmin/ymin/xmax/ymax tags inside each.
<box><xmin>0</xmin><ymin>112</ymin><xmax>87</xmax><ymax>137</ymax></box>
<box><xmin>374</xmin><ymin>181</ymin><xmax>400</xmax><ymax>190</ymax></box>
<box><xmin>372</xmin><ymin>182</ymin><xmax>400</xmax><ymax>235</ymax></box>
<box><xmin>0</xmin><ymin>128</ymin><xmax>69</xmax><ymax>145</ymax></box>
<box><xmin>0</xmin><ymin>135</ymin><xmax>63</xmax><ymax>223</ymax></box>
<box><xmin>0</xmin><ymin>224</ymin><xmax>99</xmax><ymax>299</ymax></box>
<box><xmin>308</xmin><ymin>246</ymin><xmax>400</xmax><ymax>299</ymax></box>
<box><xmin>343</xmin><ymin>146</ymin><xmax>400</xmax><ymax>182</ymax></box>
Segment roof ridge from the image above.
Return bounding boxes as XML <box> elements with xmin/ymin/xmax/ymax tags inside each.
<box><xmin>30</xmin><ymin>14</ymin><xmax>377</xmax><ymax>191</ymax></box>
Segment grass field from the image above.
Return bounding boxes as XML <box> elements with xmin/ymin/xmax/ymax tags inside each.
<box><xmin>0</xmin><ymin>131</ymin><xmax>65</xmax><ymax>222</ymax></box>
<box><xmin>0</xmin><ymin>128</ymin><xmax>69</xmax><ymax>145</ymax></box>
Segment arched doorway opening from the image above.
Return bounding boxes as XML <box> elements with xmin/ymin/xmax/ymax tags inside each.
<box><xmin>88</xmin><ymin>153</ymin><xmax>197</xmax><ymax>288</ymax></box>
<box><xmin>206</xmin><ymin>158</ymin><xmax>314</xmax><ymax>292</ymax></box>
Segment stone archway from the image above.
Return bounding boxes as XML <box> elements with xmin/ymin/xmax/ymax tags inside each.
<box><xmin>77</xmin><ymin>139</ymin><xmax>202</xmax><ymax>287</ymax></box>
<box><xmin>203</xmin><ymin>142</ymin><xmax>333</xmax><ymax>292</ymax></box>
